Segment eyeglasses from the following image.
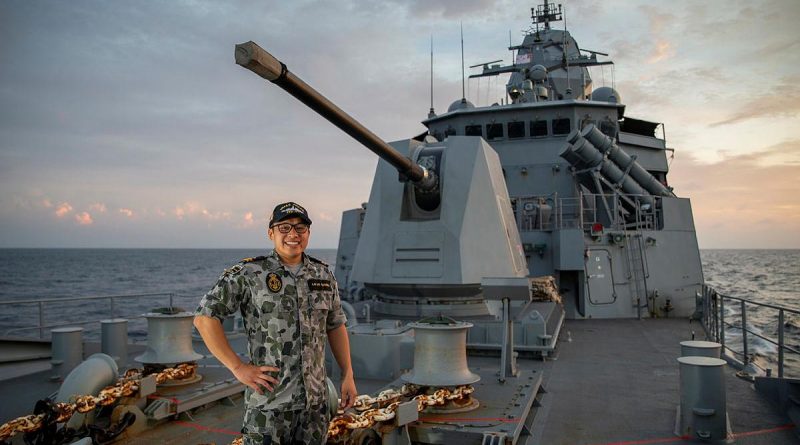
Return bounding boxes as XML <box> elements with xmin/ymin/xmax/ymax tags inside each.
<box><xmin>271</xmin><ymin>222</ymin><xmax>310</xmax><ymax>234</ymax></box>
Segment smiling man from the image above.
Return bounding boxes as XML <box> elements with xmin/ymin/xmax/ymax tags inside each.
<box><xmin>194</xmin><ymin>202</ymin><xmax>357</xmax><ymax>444</ymax></box>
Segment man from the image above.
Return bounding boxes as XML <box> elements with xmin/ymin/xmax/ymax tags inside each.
<box><xmin>195</xmin><ymin>202</ymin><xmax>357</xmax><ymax>444</ymax></box>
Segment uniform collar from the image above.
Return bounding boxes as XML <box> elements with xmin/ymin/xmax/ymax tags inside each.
<box><xmin>268</xmin><ymin>249</ymin><xmax>310</xmax><ymax>274</ymax></box>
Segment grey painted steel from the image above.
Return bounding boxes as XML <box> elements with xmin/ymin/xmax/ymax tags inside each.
<box><xmin>233</xmin><ymin>41</ymin><xmax>430</xmax><ymax>187</ymax></box>
<box><xmin>222</xmin><ymin>316</ymin><xmax>236</xmax><ymax>333</ymax></box>
<box><xmin>352</xmin><ymin>137</ymin><xmax>527</xmax><ymax>318</ymax></box>
<box><xmin>404</xmin><ymin>368</ymin><xmax>542</xmax><ymax>445</ymax></box>
<box><xmin>339</xmin><ymin>300</ymin><xmax>359</xmax><ymax>328</ymax></box>
<box><xmin>481</xmin><ymin>277</ymin><xmax>534</xmax><ymax>301</ymax></box>
<box><xmin>402</xmin><ymin>320</ymin><xmax>480</xmax><ymax>386</ymax></box>
<box><xmin>329</xmin><ymin>320</ymin><xmax>414</xmax><ymax>380</ymax></box>
<box><xmin>100</xmin><ymin>318</ymin><xmax>128</xmax><ymax>369</ymax></box>
<box><xmin>499</xmin><ymin>299</ymin><xmax>518</xmax><ymax>380</ymax></box>
<box><xmin>680</xmin><ymin>340</ymin><xmax>721</xmax><ymax>358</ymax></box>
<box><xmin>57</xmin><ymin>353</ymin><xmax>118</xmax><ymax>429</ymax></box>
<box><xmin>561</xmin><ymin>137</ymin><xmax>653</xmax><ymax>206</ymax></box>
<box><xmin>677</xmin><ymin>356</ymin><xmax>729</xmax><ymax>441</ymax></box>
<box><xmin>50</xmin><ymin>326</ymin><xmax>83</xmax><ymax>379</ymax></box>
<box><xmin>135</xmin><ymin>312</ymin><xmax>203</xmax><ymax>365</ymax></box>
<box><xmin>581</xmin><ymin>125</ymin><xmax>672</xmax><ymax>197</ymax></box>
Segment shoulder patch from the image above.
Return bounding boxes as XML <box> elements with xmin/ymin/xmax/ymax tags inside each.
<box><xmin>241</xmin><ymin>256</ymin><xmax>268</xmax><ymax>263</ymax></box>
<box><xmin>223</xmin><ymin>264</ymin><xmax>244</xmax><ymax>277</ymax></box>
<box><xmin>306</xmin><ymin>255</ymin><xmax>329</xmax><ymax>267</ymax></box>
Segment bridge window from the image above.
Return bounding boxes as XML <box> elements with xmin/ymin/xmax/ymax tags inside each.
<box><xmin>530</xmin><ymin>120</ymin><xmax>548</xmax><ymax>137</ymax></box>
<box><xmin>552</xmin><ymin>118</ymin><xmax>571</xmax><ymax>135</ymax></box>
<box><xmin>507</xmin><ymin>121</ymin><xmax>525</xmax><ymax>139</ymax></box>
<box><xmin>486</xmin><ymin>123</ymin><xmax>503</xmax><ymax>140</ymax></box>
<box><xmin>465</xmin><ymin>125</ymin><xmax>482</xmax><ymax>136</ymax></box>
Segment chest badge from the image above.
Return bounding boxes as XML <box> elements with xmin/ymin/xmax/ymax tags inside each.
<box><xmin>267</xmin><ymin>272</ymin><xmax>283</xmax><ymax>293</ymax></box>
<box><xmin>308</xmin><ymin>279</ymin><xmax>333</xmax><ymax>292</ymax></box>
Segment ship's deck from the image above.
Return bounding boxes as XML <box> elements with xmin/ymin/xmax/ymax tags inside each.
<box><xmin>0</xmin><ymin>318</ymin><xmax>796</xmax><ymax>444</ymax></box>
<box><xmin>531</xmin><ymin>318</ymin><xmax>795</xmax><ymax>445</ymax></box>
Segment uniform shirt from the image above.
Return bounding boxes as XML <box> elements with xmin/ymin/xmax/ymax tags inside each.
<box><xmin>196</xmin><ymin>250</ymin><xmax>347</xmax><ymax>411</ymax></box>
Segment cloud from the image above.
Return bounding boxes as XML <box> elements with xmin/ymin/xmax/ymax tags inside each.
<box><xmin>646</xmin><ymin>40</ymin><xmax>674</xmax><ymax>64</ymax></box>
<box><xmin>316</xmin><ymin>211</ymin><xmax>335</xmax><ymax>222</ymax></box>
<box><xmin>74</xmin><ymin>212</ymin><xmax>93</xmax><ymax>225</ymax></box>
<box><xmin>709</xmin><ymin>79</ymin><xmax>800</xmax><ymax>126</ymax></box>
<box><xmin>172</xmin><ymin>201</ymin><xmax>231</xmax><ymax>222</ymax></box>
<box><xmin>200</xmin><ymin>208</ymin><xmax>231</xmax><ymax>221</ymax></box>
<box><xmin>241</xmin><ymin>211</ymin><xmax>255</xmax><ymax>228</ymax></box>
<box><xmin>90</xmin><ymin>202</ymin><xmax>107</xmax><ymax>213</ymax></box>
<box><xmin>54</xmin><ymin>202</ymin><xmax>73</xmax><ymax>218</ymax></box>
<box><xmin>119</xmin><ymin>208</ymin><xmax>134</xmax><ymax>217</ymax></box>
<box><xmin>174</xmin><ymin>207</ymin><xmax>186</xmax><ymax>220</ymax></box>
<box><xmin>41</xmin><ymin>199</ymin><xmax>52</xmax><ymax>208</ymax></box>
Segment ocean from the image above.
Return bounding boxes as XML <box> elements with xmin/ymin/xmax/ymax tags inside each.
<box><xmin>0</xmin><ymin>248</ymin><xmax>797</xmax><ymax>375</ymax></box>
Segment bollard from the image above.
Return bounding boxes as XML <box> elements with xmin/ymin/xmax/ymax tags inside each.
<box><xmin>50</xmin><ymin>327</ymin><xmax>83</xmax><ymax>380</ymax></box>
<box><xmin>676</xmin><ymin>356</ymin><xmax>729</xmax><ymax>441</ymax></box>
<box><xmin>101</xmin><ymin>318</ymin><xmax>129</xmax><ymax>368</ymax></box>
<box><xmin>401</xmin><ymin>318</ymin><xmax>479</xmax><ymax>386</ymax></box>
<box><xmin>135</xmin><ymin>311</ymin><xmax>203</xmax><ymax>365</ymax></box>
<box><xmin>680</xmin><ymin>340</ymin><xmax>721</xmax><ymax>358</ymax></box>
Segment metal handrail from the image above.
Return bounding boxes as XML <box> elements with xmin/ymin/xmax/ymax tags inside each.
<box><xmin>515</xmin><ymin>192</ymin><xmax>661</xmax><ymax>232</ymax></box>
<box><xmin>0</xmin><ymin>292</ymin><xmax>178</xmax><ymax>339</ymax></box>
<box><xmin>701</xmin><ymin>284</ymin><xmax>799</xmax><ymax>378</ymax></box>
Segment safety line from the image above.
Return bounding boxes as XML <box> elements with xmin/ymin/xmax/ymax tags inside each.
<box><xmin>732</xmin><ymin>422</ymin><xmax>795</xmax><ymax>438</ymax></box>
<box><xmin>587</xmin><ymin>422</ymin><xmax>795</xmax><ymax>445</ymax></box>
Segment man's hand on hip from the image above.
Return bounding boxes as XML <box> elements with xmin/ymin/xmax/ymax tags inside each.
<box><xmin>232</xmin><ymin>363</ymin><xmax>280</xmax><ymax>394</ymax></box>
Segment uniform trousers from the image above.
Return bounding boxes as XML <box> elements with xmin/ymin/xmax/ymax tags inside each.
<box><xmin>242</xmin><ymin>402</ymin><xmax>329</xmax><ymax>445</ymax></box>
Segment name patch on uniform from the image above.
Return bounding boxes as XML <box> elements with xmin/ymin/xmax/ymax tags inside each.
<box><xmin>267</xmin><ymin>272</ymin><xmax>283</xmax><ymax>292</ymax></box>
<box><xmin>308</xmin><ymin>279</ymin><xmax>332</xmax><ymax>292</ymax></box>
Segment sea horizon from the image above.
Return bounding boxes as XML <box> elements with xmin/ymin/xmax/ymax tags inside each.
<box><xmin>0</xmin><ymin>247</ymin><xmax>798</xmax><ymax>250</ymax></box>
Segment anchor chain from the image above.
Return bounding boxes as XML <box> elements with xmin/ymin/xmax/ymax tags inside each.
<box><xmin>228</xmin><ymin>384</ymin><xmax>474</xmax><ymax>445</ymax></box>
<box><xmin>327</xmin><ymin>384</ymin><xmax>474</xmax><ymax>439</ymax></box>
<box><xmin>0</xmin><ymin>363</ymin><xmax>197</xmax><ymax>442</ymax></box>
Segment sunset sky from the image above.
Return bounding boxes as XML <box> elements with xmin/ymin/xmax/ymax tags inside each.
<box><xmin>1</xmin><ymin>0</ymin><xmax>798</xmax><ymax>249</ymax></box>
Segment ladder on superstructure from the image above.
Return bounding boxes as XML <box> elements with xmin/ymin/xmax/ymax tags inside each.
<box><xmin>625</xmin><ymin>232</ymin><xmax>649</xmax><ymax>319</ymax></box>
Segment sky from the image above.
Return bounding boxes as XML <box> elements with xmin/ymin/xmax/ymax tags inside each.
<box><xmin>1</xmin><ymin>0</ymin><xmax>798</xmax><ymax>249</ymax></box>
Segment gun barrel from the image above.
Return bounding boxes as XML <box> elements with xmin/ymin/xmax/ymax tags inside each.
<box><xmin>235</xmin><ymin>41</ymin><xmax>427</xmax><ymax>184</ymax></box>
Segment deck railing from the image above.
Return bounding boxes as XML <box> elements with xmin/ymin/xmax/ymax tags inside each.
<box><xmin>700</xmin><ymin>284</ymin><xmax>800</xmax><ymax>378</ymax></box>
<box><xmin>0</xmin><ymin>292</ymin><xmax>180</xmax><ymax>339</ymax></box>
<box><xmin>514</xmin><ymin>192</ymin><xmax>662</xmax><ymax>232</ymax></box>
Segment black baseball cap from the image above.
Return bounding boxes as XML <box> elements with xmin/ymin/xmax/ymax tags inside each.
<box><xmin>269</xmin><ymin>202</ymin><xmax>312</xmax><ymax>226</ymax></box>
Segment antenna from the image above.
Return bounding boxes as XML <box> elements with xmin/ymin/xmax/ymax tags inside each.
<box><xmin>429</xmin><ymin>35</ymin><xmax>435</xmax><ymax>118</ymax></box>
<box><xmin>460</xmin><ymin>22</ymin><xmax>466</xmax><ymax>103</ymax></box>
<box><xmin>563</xmin><ymin>5</ymin><xmax>570</xmax><ymax>97</ymax></box>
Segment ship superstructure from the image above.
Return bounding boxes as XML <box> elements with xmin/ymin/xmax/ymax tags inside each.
<box><xmin>336</xmin><ymin>1</ymin><xmax>703</xmax><ymax>321</ymax></box>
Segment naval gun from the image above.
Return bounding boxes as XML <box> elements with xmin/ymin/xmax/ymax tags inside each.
<box><xmin>235</xmin><ymin>41</ymin><xmax>530</xmax><ymax>319</ymax></box>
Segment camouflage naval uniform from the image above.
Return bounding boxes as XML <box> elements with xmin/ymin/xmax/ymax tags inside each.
<box><xmin>196</xmin><ymin>250</ymin><xmax>347</xmax><ymax>444</ymax></box>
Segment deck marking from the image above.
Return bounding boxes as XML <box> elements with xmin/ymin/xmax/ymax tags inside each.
<box><xmin>732</xmin><ymin>423</ymin><xmax>795</xmax><ymax>438</ymax></box>
<box><xmin>174</xmin><ymin>420</ymin><xmax>241</xmax><ymax>436</ymax></box>
<box><xmin>588</xmin><ymin>422</ymin><xmax>795</xmax><ymax>445</ymax></box>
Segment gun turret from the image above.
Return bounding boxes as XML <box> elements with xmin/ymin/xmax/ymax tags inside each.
<box><xmin>234</xmin><ymin>41</ymin><xmax>435</xmax><ymax>190</ymax></box>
